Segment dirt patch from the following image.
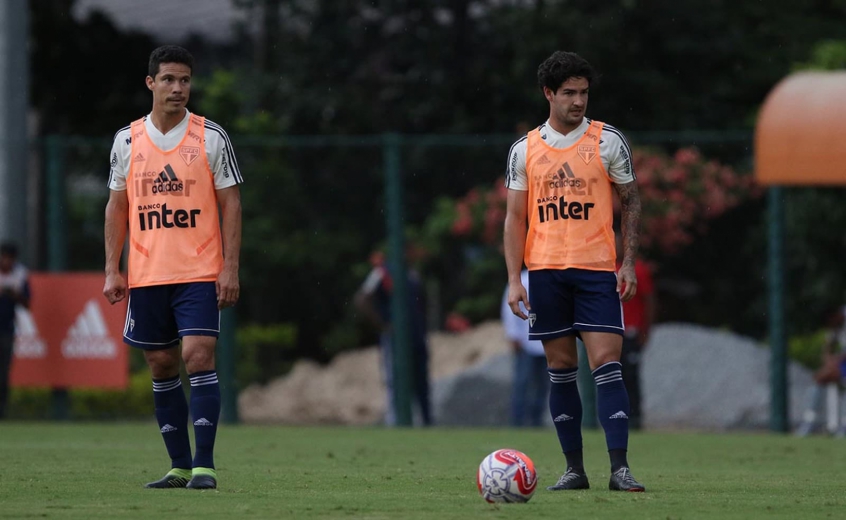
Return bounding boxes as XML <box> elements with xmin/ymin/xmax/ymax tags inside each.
<box><xmin>238</xmin><ymin>321</ymin><xmax>507</xmax><ymax>424</ymax></box>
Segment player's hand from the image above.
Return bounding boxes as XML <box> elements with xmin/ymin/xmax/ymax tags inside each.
<box><xmin>617</xmin><ymin>263</ymin><xmax>638</xmax><ymax>302</ymax></box>
<box><xmin>103</xmin><ymin>272</ymin><xmax>127</xmax><ymax>304</ymax></box>
<box><xmin>216</xmin><ymin>269</ymin><xmax>240</xmax><ymax>310</ymax></box>
<box><xmin>507</xmin><ymin>281</ymin><xmax>531</xmax><ymax>320</ymax></box>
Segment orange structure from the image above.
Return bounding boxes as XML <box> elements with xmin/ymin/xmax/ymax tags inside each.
<box><xmin>755</xmin><ymin>72</ymin><xmax>846</xmax><ymax>186</ymax></box>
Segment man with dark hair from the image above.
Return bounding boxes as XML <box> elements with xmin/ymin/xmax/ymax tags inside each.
<box><xmin>103</xmin><ymin>45</ymin><xmax>243</xmax><ymax>490</ymax></box>
<box><xmin>504</xmin><ymin>51</ymin><xmax>645</xmax><ymax>492</ymax></box>
<box><xmin>0</xmin><ymin>242</ymin><xmax>30</xmax><ymax>420</ymax></box>
<box><xmin>354</xmin><ymin>251</ymin><xmax>432</xmax><ymax>427</ymax></box>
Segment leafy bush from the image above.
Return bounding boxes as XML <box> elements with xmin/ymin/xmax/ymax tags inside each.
<box><xmin>236</xmin><ymin>323</ymin><xmax>298</xmax><ymax>387</ymax></box>
<box><xmin>6</xmin><ymin>321</ymin><xmax>297</xmax><ymax>419</ymax></box>
<box><xmin>9</xmin><ymin>370</ymin><xmax>153</xmax><ymax>420</ymax></box>
<box><xmin>789</xmin><ymin>330</ymin><xmax>832</xmax><ymax>371</ymax></box>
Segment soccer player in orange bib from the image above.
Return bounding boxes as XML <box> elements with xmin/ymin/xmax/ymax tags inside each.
<box><xmin>103</xmin><ymin>45</ymin><xmax>243</xmax><ymax>490</ymax></box>
<box><xmin>504</xmin><ymin>51</ymin><xmax>645</xmax><ymax>492</ymax></box>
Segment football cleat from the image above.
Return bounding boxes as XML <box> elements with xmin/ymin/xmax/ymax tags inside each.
<box><xmin>186</xmin><ymin>468</ymin><xmax>217</xmax><ymax>490</ymax></box>
<box><xmin>609</xmin><ymin>466</ymin><xmax>645</xmax><ymax>492</ymax></box>
<box><xmin>547</xmin><ymin>468</ymin><xmax>590</xmax><ymax>491</ymax></box>
<box><xmin>144</xmin><ymin>469</ymin><xmax>191</xmax><ymax>489</ymax></box>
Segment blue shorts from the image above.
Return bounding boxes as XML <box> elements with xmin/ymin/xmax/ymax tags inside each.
<box><xmin>123</xmin><ymin>282</ymin><xmax>220</xmax><ymax>350</ymax></box>
<box><xmin>527</xmin><ymin>268</ymin><xmax>624</xmax><ymax>341</ymax></box>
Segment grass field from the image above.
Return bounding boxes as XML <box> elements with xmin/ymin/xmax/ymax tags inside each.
<box><xmin>1</xmin><ymin>423</ymin><xmax>844</xmax><ymax>519</ymax></box>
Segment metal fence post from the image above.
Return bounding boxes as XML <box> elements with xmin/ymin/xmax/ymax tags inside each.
<box><xmin>383</xmin><ymin>132</ymin><xmax>412</xmax><ymax>427</ymax></box>
<box><xmin>219</xmin><ymin>307</ymin><xmax>239</xmax><ymax>424</ymax></box>
<box><xmin>45</xmin><ymin>135</ymin><xmax>70</xmax><ymax>420</ymax></box>
<box><xmin>769</xmin><ymin>186</ymin><xmax>788</xmax><ymax>432</ymax></box>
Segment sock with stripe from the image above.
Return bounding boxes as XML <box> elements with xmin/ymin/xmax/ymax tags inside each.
<box><xmin>152</xmin><ymin>375</ymin><xmax>192</xmax><ymax>470</ymax></box>
<box><xmin>593</xmin><ymin>361</ymin><xmax>630</xmax><ymax>471</ymax></box>
<box><xmin>189</xmin><ymin>370</ymin><xmax>221</xmax><ymax>470</ymax></box>
<box><xmin>548</xmin><ymin>367</ymin><xmax>584</xmax><ymax>471</ymax></box>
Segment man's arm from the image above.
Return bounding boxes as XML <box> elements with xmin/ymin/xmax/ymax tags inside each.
<box><xmin>614</xmin><ymin>180</ymin><xmax>641</xmax><ymax>302</ymax></box>
<box><xmin>504</xmin><ymin>188</ymin><xmax>530</xmax><ymax>319</ymax></box>
<box><xmin>354</xmin><ymin>289</ymin><xmax>387</xmax><ymax>332</ymax></box>
<box><xmin>103</xmin><ymin>189</ymin><xmax>129</xmax><ymax>304</ymax></box>
<box><xmin>216</xmin><ymin>185</ymin><xmax>242</xmax><ymax>309</ymax></box>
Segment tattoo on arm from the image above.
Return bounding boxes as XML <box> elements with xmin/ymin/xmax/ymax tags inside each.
<box><xmin>614</xmin><ymin>181</ymin><xmax>641</xmax><ymax>268</ymax></box>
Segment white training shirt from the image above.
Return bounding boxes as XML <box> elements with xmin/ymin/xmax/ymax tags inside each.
<box><xmin>107</xmin><ymin>110</ymin><xmax>243</xmax><ymax>191</ymax></box>
<box><xmin>505</xmin><ymin>117</ymin><xmax>635</xmax><ymax>190</ymax></box>
<box><xmin>500</xmin><ymin>270</ymin><xmax>545</xmax><ymax>357</ymax></box>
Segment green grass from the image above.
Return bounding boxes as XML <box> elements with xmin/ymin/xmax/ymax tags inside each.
<box><xmin>0</xmin><ymin>423</ymin><xmax>844</xmax><ymax>519</ymax></box>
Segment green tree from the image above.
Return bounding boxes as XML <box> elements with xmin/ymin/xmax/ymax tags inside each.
<box><xmin>31</xmin><ymin>0</ymin><xmax>156</xmax><ymax>135</ymax></box>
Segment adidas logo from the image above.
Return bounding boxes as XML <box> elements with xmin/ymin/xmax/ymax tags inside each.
<box><xmin>13</xmin><ymin>307</ymin><xmax>47</xmax><ymax>359</ymax></box>
<box><xmin>61</xmin><ymin>300</ymin><xmax>116</xmax><ymax>359</ymax></box>
<box><xmin>609</xmin><ymin>411</ymin><xmax>629</xmax><ymax>420</ymax></box>
<box><xmin>155</xmin><ymin>165</ymin><xmax>178</xmax><ymax>184</ymax></box>
<box><xmin>132</xmin><ymin>152</ymin><xmax>145</xmax><ymax>162</ymax></box>
<box><xmin>537</xmin><ymin>155</ymin><xmax>551</xmax><ymax>165</ymax></box>
<box><xmin>150</xmin><ymin>164</ymin><xmax>185</xmax><ymax>195</ymax></box>
<box><xmin>160</xmin><ymin>424</ymin><xmax>177</xmax><ymax>433</ymax></box>
<box><xmin>194</xmin><ymin>418</ymin><xmax>214</xmax><ymax>427</ymax></box>
<box><xmin>556</xmin><ymin>162</ymin><xmax>577</xmax><ymax>180</ymax></box>
<box><xmin>528</xmin><ymin>313</ymin><xmax>537</xmax><ymax>327</ymax></box>
<box><xmin>152</xmin><ymin>164</ymin><xmax>185</xmax><ymax>195</ymax></box>
<box><xmin>553</xmin><ymin>413</ymin><xmax>574</xmax><ymax>422</ymax></box>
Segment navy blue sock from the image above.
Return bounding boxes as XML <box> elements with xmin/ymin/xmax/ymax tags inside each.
<box><xmin>593</xmin><ymin>361</ymin><xmax>630</xmax><ymax>470</ymax></box>
<box><xmin>189</xmin><ymin>370</ymin><xmax>220</xmax><ymax>469</ymax></box>
<box><xmin>152</xmin><ymin>375</ymin><xmax>192</xmax><ymax>469</ymax></box>
<box><xmin>548</xmin><ymin>367</ymin><xmax>583</xmax><ymax>469</ymax></box>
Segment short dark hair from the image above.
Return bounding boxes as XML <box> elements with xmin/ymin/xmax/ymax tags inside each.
<box><xmin>537</xmin><ymin>51</ymin><xmax>597</xmax><ymax>93</ymax></box>
<box><xmin>148</xmin><ymin>45</ymin><xmax>194</xmax><ymax>78</ymax></box>
<box><xmin>0</xmin><ymin>242</ymin><xmax>18</xmax><ymax>258</ymax></box>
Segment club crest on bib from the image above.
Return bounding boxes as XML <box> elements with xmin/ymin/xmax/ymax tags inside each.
<box><xmin>578</xmin><ymin>144</ymin><xmax>597</xmax><ymax>165</ymax></box>
<box><xmin>179</xmin><ymin>145</ymin><xmax>200</xmax><ymax>166</ymax></box>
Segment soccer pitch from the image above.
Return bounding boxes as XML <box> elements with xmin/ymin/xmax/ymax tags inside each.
<box><xmin>1</xmin><ymin>423</ymin><xmax>844</xmax><ymax>519</ymax></box>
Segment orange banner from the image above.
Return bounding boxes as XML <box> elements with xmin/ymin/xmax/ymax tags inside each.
<box><xmin>11</xmin><ymin>273</ymin><xmax>128</xmax><ymax>389</ymax></box>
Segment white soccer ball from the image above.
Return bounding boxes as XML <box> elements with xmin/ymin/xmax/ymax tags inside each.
<box><xmin>477</xmin><ymin>448</ymin><xmax>538</xmax><ymax>503</ymax></box>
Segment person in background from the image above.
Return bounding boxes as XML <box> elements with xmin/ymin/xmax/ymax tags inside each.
<box><xmin>0</xmin><ymin>242</ymin><xmax>30</xmax><ymax>420</ymax></box>
<box><xmin>615</xmin><ymin>228</ymin><xmax>655</xmax><ymax>430</ymax></box>
<box><xmin>795</xmin><ymin>305</ymin><xmax>846</xmax><ymax>437</ymax></box>
<box><xmin>501</xmin><ymin>269</ymin><xmax>550</xmax><ymax>427</ymax></box>
<box><xmin>355</xmin><ymin>251</ymin><xmax>432</xmax><ymax>427</ymax></box>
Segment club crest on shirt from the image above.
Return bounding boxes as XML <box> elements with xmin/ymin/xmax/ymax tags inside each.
<box><xmin>578</xmin><ymin>145</ymin><xmax>597</xmax><ymax>165</ymax></box>
<box><xmin>179</xmin><ymin>146</ymin><xmax>200</xmax><ymax>166</ymax></box>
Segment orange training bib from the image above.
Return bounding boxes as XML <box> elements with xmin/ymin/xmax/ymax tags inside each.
<box><xmin>524</xmin><ymin>121</ymin><xmax>616</xmax><ymax>271</ymax></box>
<box><xmin>126</xmin><ymin>115</ymin><xmax>223</xmax><ymax>287</ymax></box>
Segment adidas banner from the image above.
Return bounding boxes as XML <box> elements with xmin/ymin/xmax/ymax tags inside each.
<box><xmin>11</xmin><ymin>273</ymin><xmax>129</xmax><ymax>389</ymax></box>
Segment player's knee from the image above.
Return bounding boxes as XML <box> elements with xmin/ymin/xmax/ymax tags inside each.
<box><xmin>544</xmin><ymin>350</ymin><xmax>578</xmax><ymax>370</ymax></box>
<box><xmin>182</xmin><ymin>339</ymin><xmax>216</xmax><ymax>373</ymax></box>
<box><xmin>144</xmin><ymin>349</ymin><xmax>180</xmax><ymax>379</ymax></box>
